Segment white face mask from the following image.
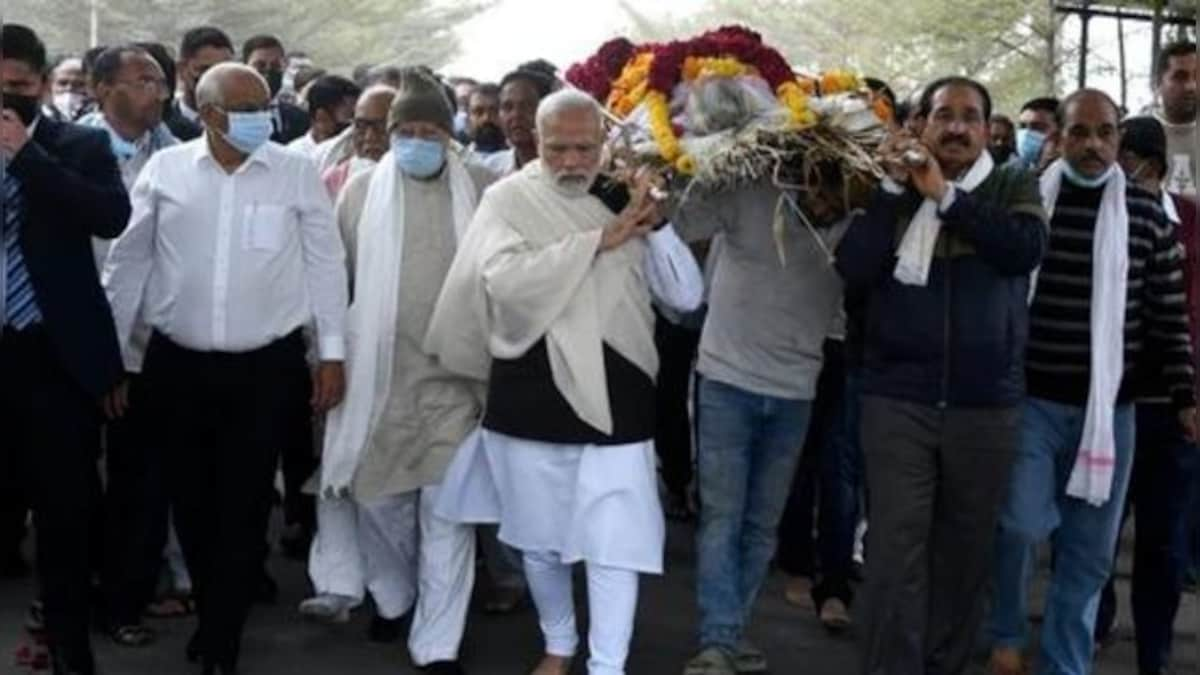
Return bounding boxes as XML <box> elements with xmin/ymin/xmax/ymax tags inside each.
<box><xmin>53</xmin><ymin>91</ymin><xmax>86</xmax><ymax>119</ymax></box>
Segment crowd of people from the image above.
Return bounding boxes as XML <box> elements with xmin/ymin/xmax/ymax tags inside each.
<box><xmin>0</xmin><ymin>17</ymin><xmax>1197</xmax><ymax>675</ymax></box>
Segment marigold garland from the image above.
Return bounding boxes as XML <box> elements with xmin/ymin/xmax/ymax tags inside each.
<box><xmin>566</xmin><ymin>25</ymin><xmax>867</xmax><ymax>174</ymax></box>
<box><xmin>820</xmin><ymin>69</ymin><xmax>863</xmax><ymax>96</ymax></box>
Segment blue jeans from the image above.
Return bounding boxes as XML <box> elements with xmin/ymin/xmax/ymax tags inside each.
<box><xmin>695</xmin><ymin>377</ymin><xmax>812</xmax><ymax>649</ymax></box>
<box><xmin>989</xmin><ymin>398</ymin><xmax>1136</xmax><ymax>675</ymax></box>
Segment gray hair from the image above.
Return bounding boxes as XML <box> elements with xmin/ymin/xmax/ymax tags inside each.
<box><xmin>535</xmin><ymin>89</ymin><xmax>602</xmax><ymax>138</ymax></box>
<box><xmin>195</xmin><ymin>62</ymin><xmax>268</xmax><ymax>109</ymax></box>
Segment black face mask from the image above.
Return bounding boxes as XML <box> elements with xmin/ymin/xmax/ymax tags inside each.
<box><xmin>472</xmin><ymin>122</ymin><xmax>507</xmax><ymax>153</ymax></box>
<box><xmin>990</xmin><ymin>145</ymin><xmax>1015</xmax><ymax>164</ymax></box>
<box><xmin>2</xmin><ymin>92</ymin><xmax>41</xmax><ymax>126</ymax></box>
<box><xmin>265</xmin><ymin>70</ymin><xmax>284</xmax><ymax>98</ymax></box>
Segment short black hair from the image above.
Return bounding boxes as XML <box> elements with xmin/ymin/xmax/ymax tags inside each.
<box><xmin>1</xmin><ymin>24</ymin><xmax>48</xmax><ymax>74</ymax></box>
<box><xmin>500</xmin><ymin>65</ymin><xmax>554</xmax><ymax>100</ymax></box>
<box><xmin>180</xmin><ymin>26</ymin><xmax>233</xmax><ymax>61</ymax></box>
<box><xmin>306</xmin><ymin>75</ymin><xmax>361</xmax><ymax>116</ymax></box>
<box><xmin>1156</xmin><ymin>41</ymin><xmax>1197</xmax><ymax>83</ymax></box>
<box><xmin>82</xmin><ymin>45</ymin><xmax>108</xmax><ymax>76</ymax></box>
<box><xmin>863</xmin><ymin>76</ymin><xmax>896</xmax><ymax>110</ymax></box>
<box><xmin>918</xmin><ymin>76</ymin><xmax>992</xmax><ymax>121</ymax></box>
<box><xmin>471</xmin><ymin>83</ymin><xmax>501</xmax><ymax>102</ymax></box>
<box><xmin>241</xmin><ymin>34</ymin><xmax>285</xmax><ymax>63</ymax></box>
<box><xmin>1019</xmin><ymin>96</ymin><xmax>1061</xmax><ymax>127</ymax></box>
<box><xmin>137</xmin><ymin>41</ymin><xmax>176</xmax><ymax>96</ymax></box>
<box><xmin>293</xmin><ymin>67</ymin><xmax>326</xmax><ymax>93</ymax></box>
<box><xmin>1059</xmin><ymin>88</ymin><xmax>1121</xmax><ymax>126</ymax></box>
<box><xmin>91</xmin><ymin>44</ymin><xmax>150</xmax><ymax>86</ymax></box>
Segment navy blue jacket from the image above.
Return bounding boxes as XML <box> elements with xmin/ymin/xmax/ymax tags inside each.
<box><xmin>835</xmin><ymin>165</ymin><xmax>1047</xmax><ymax>407</ymax></box>
<box><xmin>7</xmin><ymin>118</ymin><xmax>130</xmax><ymax>397</ymax></box>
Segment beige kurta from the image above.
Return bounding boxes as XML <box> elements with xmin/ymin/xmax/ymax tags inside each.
<box><xmin>336</xmin><ymin>163</ymin><xmax>494</xmax><ymax>500</ymax></box>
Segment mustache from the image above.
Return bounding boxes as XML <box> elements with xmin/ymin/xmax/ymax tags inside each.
<box><xmin>1078</xmin><ymin>150</ymin><xmax>1105</xmax><ymax>163</ymax></box>
<box><xmin>939</xmin><ymin>134</ymin><xmax>970</xmax><ymax>147</ymax></box>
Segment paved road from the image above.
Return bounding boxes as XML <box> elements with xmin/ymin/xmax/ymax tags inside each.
<box><xmin>0</xmin><ymin>520</ymin><xmax>1191</xmax><ymax>674</ymax></box>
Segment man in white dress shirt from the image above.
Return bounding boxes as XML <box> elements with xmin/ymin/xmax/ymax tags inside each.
<box><xmin>104</xmin><ymin>62</ymin><xmax>348</xmax><ymax>675</ymax></box>
<box><xmin>427</xmin><ymin>89</ymin><xmax>704</xmax><ymax>675</ymax></box>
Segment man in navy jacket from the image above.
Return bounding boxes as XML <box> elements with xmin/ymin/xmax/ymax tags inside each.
<box><xmin>0</xmin><ymin>24</ymin><xmax>130</xmax><ymax>675</ymax></box>
<box><xmin>836</xmin><ymin>76</ymin><xmax>1046</xmax><ymax>675</ymax></box>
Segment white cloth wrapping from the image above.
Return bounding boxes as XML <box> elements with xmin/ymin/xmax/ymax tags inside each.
<box><xmin>893</xmin><ymin>151</ymin><xmax>995</xmax><ymax>286</ymax></box>
<box><xmin>320</xmin><ymin>152</ymin><xmax>478</xmax><ymax>496</ymax></box>
<box><xmin>1037</xmin><ymin>159</ymin><xmax>1129</xmax><ymax>506</ymax></box>
<box><xmin>434</xmin><ymin>429</ymin><xmax>665</xmax><ymax>574</ymax></box>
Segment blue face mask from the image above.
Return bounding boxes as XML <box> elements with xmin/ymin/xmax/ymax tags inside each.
<box><xmin>108</xmin><ymin>130</ymin><xmax>139</xmax><ymax>161</ymax></box>
<box><xmin>216</xmin><ymin>109</ymin><xmax>274</xmax><ymax>155</ymax></box>
<box><xmin>1015</xmin><ymin>128</ymin><xmax>1046</xmax><ymax>167</ymax></box>
<box><xmin>392</xmin><ymin>137</ymin><xmax>446</xmax><ymax>178</ymax></box>
<box><xmin>1063</xmin><ymin>161</ymin><xmax>1115</xmax><ymax>189</ymax></box>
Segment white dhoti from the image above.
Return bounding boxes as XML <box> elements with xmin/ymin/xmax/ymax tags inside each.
<box><xmin>306</xmin><ymin>485</ymin><xmax>475</xmax><ymax>666</ymax></box>
<box><xmin>437</xmin><ymin>429</ymin><xmax>663</xmax><ymax>674</ymax></box>
<box><xmin>436</xmin><ymin>429</ymin><xmax>665</xmax><ymax>574</ymax></box>
<box><xmin>307</xmin><ymin>493</ymin><xmax>418</xmax><ymax>619</ymax></box>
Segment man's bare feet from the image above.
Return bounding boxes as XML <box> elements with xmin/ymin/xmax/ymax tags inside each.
<box><xmin>531</xmin><ymin>654</ymin><xmax>572</xmax><ymax>675</ymax></box>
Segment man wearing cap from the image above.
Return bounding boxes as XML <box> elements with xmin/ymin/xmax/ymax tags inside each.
<box><xmin>309</xmin><ymin>67</ymin><xmax>496</xmax><ymax>674</ymax></box>
<box><xmin>1092</xmin><ymin>115</ymin><xmax>1200</xmax><ymax>675</ymax></box>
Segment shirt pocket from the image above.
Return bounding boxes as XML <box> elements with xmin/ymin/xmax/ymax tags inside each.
<box><xmin>242</xmin><ymin>204</ymin><xmax>292</xmax><ymax>252</ymax></box>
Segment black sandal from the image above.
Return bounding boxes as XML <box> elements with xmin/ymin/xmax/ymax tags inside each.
<box><xmin>111</xmin><ymin>624</ymin><xmax>156</xmax><ymax>648</ymax></box>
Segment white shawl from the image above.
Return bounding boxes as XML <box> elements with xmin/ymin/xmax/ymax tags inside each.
<box><xmin>1037</xmin><ymin>159</ymin><xmax>1129</xmax><ymax>507</ymax></box>
<box><xmin>424</xmin><ymin>160</ymin><xmax>658</xmax><ymax>435</ymax></box>
<box><xmin>894</xmin><ymin>151</ymin><xmax>994</xmax><ymax>286</ymax></box>
<box><xmin>320</xmin><ymin>151</ymin><xmax>478</xmax><ymax>496</ymax></box>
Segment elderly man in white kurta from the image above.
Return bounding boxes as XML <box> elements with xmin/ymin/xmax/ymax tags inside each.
<box><xmin>427</xmin><ymin>90</ymin><xmax>704</xmax><ymax>675</ymax></box>
<box><xmin>301</xmin><ymin>68</ymin><xmax>496</xmax><ymax>675</ymax></box>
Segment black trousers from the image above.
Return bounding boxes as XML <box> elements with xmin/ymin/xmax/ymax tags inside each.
<box><xmin>777</xmin><ymin>339</ymin><xmax>846</xmax><ymax>582</ymax></box>
<box><xmin>101</xmin><ymin>374</ymin><xmax>172</xmax><ymax>626</ymax></box>
<box><xmin>142</xmin><ymin>330</ymin><xmax>308</xmax><ymax>669</ymax></box>
<box><xmin>279</xmin><ymin>399</ymin><xmax>316</xmax><ymax>534</ymax></box>
<box><xmin>857</xmin><ymin>396</ymin><xmax>1018</xmax><ymax>675</ymax></box>
<box><xmin>0</xmin><ymin>326</ymin><xmax>100</xmax><ymax>667</ymax></box>
<box><xmin>653</xmin><ymin>310</ymin><xmax>701</xmax><ymax>497</ymax></box>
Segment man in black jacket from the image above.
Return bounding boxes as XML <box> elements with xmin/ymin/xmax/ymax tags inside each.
<box><xmin>0</xmin><ymin>24</ymin><xmax>131</xmax><ymax>675</ymax></box>
<box><xmin>242</xmin><ymin>34</ymin><xmax>310</xmax><ymax>144</ymax></box>
<box><xmin>165</xmin><ymin>26</ymin><xmax>234</xmax><ymax>141</ymax></box>
<box><xmin>836</xmin><ymin>76</ymin><xmax>1047</xmax><ymax>675</ymax></box>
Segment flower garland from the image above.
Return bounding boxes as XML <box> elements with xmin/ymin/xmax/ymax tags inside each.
<box><xmin>566</xmin><ymin>26</ymin><xmax>864</xmax><ymax>174</ymax></box>
<box><xmin>819</xmin><ymin>69</ymin><xmax>863</xmax><ymax>96</ymax></box>
<box><xmin>606</xmin><ymin>52</ymin><xmax>654</xmax><ymax>118</ymax></box>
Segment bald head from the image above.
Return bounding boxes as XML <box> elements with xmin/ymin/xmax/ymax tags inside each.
<box><xmin>195</xmin><ymin>62</ymin><xmax>269</xmax><ymax>111</ymax></box>
<box><xmin>1059</xmin><ymin>88</ymin><xmax>1121</xmax><ymax>179</ymax></box>
<box><xmin>353</xmin><ymin>84</ymin><xmax>397</xmax><ymax>161</ymax></box>
<box><xmin>357</xmin><ymin>84</ymin><xmax>397</xmax><ymax>118</ymax></box>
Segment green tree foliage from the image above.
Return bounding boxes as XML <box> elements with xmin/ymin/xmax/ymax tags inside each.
<box><xmin>5</xmin><ymin>0</ymin><xmax>490</xmax><ymax>73</ymax></box>
<box><xmin>617</xmin><ymin>0</ymin><xmax>1072</xmax><ymax>115</ymax></box>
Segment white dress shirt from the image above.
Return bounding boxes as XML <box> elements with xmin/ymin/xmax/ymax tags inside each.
<box><xmin>287</xmin><ymin>131</ymin><xmax>319</xmax><ymax>159</ymax></box>
<box><xmin>104</xmin><ymin>138</ymin><xmax>348</xmax><ymax>370</ymax></box>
